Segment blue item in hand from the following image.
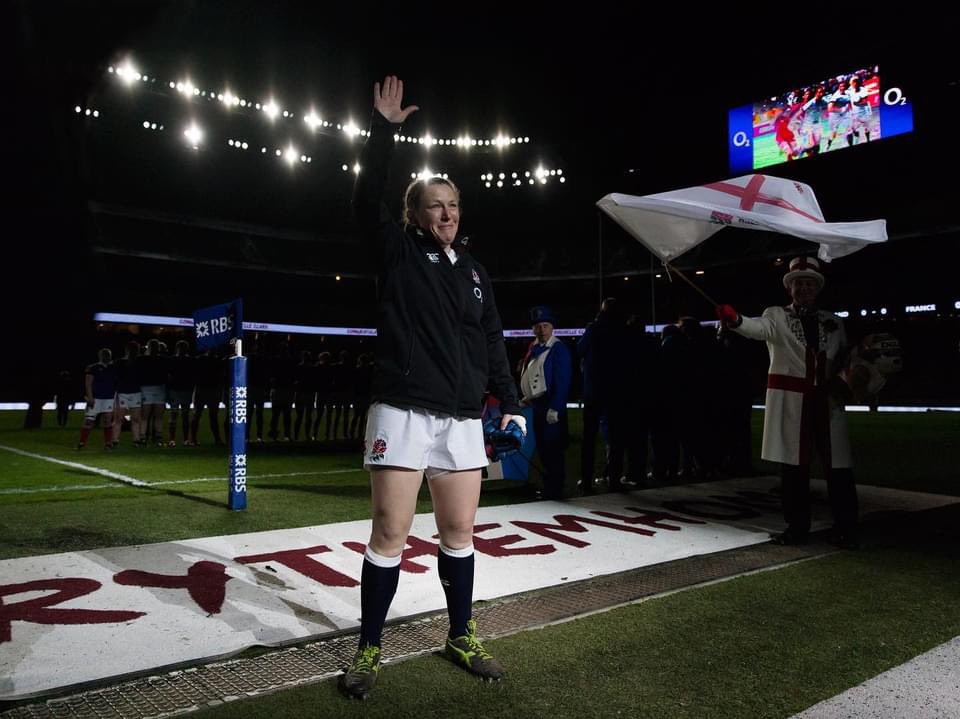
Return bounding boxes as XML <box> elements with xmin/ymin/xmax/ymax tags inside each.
<box><xmin>482</xmin><ymin>419</ymin><xmax>525</xmax><ymax>461</ymax></box>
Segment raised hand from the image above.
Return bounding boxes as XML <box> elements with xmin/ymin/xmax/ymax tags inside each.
<box><xmin>373</xmin><ymin>75</ymin><xmax>419</xmax><ymax>124</ymax></box>
<box><xmin>716</xmin><ymin>304</ymin><xmax>741</xmax><ymax>328</ymax></box>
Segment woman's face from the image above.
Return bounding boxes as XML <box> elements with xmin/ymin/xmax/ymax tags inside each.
<box><xmin>411</xmin><ymin>183</ymin><xmax>460</xmax><ymax>246</ymax></box>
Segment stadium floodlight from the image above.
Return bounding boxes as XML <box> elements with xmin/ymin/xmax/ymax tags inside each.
<box><xmin>559</xmin><ymin>176</ymin><xmax>566</xmax><ymax>183</ymax></box>
<box><xmin>343</xmin><ymin>122</ymin><xmax>361</xmax><ymax>138</ymax></box>
<box><xmin>75</xmin><ymin>106</ymin><xmax>82</xmax><ymax>113</ymax></box>
<box><xmin>143</xmin><ymin>121</ymin><xmax>151</xmax><ymax>129</ymax></box>
<box><xmin>304</xmin><ymin>111</ymin><xmax>322</xmax><ymax>130</ymax></box>
<box><xmin>116</xmin><ymin>60</ymin><xmax>141</xmax><ymax>84</ymax></box>
<box><xmin>183</xmin><ymin>123</ymin><xmax>203</xmax><ymax>147</ymax></box>
<box><xmin>284</xmin><ymin>145</ymin><xmax>299</xmax><ymax>165</ymax></box>
<box><xmin>353</xmin><ymin>162</ymin><xmax>361</xmax><ymax>175</ymax></box>
<box><xmin>880</xmin><ymin>308</ymin><xmax>888</xmax><ymax>315</ymax></box>
<box><xmin>262</xmin><ymin>100</ymin><xmax>280</xmax><ymax>120</ymax></box>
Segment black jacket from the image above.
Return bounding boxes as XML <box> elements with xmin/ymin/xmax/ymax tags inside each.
<box><xmin>353</xmin><ymin>110</ymin><xmax>520</xmax><ymax>419</ymax></box>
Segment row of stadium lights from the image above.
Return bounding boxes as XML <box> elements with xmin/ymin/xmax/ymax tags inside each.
<box><xmin>107</xmin><ymin>60</ymin><xmax>531</xmax><ymax>149</ymax></box>
<box><xmin>396</xmin><ymin>134</ymin><xmax>530</xmax><ymax>148</ymax></box>
<box><xmin>75</xmin><ymin>108</ymin><xmax>566</xmax><ymax>179</ymax></box>
<box><xmin>481</xmin><ymin>169</ymin><xmax>565</xmax><ymax>188</ymax></box>
<box><xmin>228</xmin><ymin>137</ymin><xmax>312</xmax><ymax>163</ymax></box>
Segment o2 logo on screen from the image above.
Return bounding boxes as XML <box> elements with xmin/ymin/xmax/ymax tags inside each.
<box><xmin>732</xmin><ymin>131</ymin><xmax>750</xmax><ymax>148</ymax></box>
<box><xmin>883</xmin><ymin>87</ymin><xmax>908</xmax><ymax>106</ymax></box>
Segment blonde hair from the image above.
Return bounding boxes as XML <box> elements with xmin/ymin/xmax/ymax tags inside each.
<box><xmin>402</xmin><ymin>176</ymin><xmax>461</xmax><ymax>227</ymax></box>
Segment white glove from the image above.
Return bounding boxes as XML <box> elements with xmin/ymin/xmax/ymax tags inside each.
<box><xmin>503</xmin><ymin>414</ymin><xmax>527</xmax><ymax>436</ymax></box>
<box><xmin>546</xmin><ymin>408</ymin><xmax>559</xmax><ymax>424</ymax></box>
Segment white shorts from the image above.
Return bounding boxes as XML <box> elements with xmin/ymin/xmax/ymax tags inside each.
<box><xmin>141</xmin><ymin>385</ymin><xmax>166</xmax><ymax>405</ymax></box>
<box><xmin>363</xmin><ymin>402</ymin><xmax>488</xmax><ymax>478</ymax></box>
<box><xmin>85</xmin><ymin>398</ymin><xmax>115</xmax><ymax>418</ymax></box>
<box><xmin>117</xmin><ymin>392</ymin><xmax>142</xmax><ymax>410</ymax></box>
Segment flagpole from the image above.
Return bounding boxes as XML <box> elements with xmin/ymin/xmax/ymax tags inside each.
<box><xmin>663</xmin><ymin>261</ymin><xmax>719</xmax><ymax>309</ymax></box>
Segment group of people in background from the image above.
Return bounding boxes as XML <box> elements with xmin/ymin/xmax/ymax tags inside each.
<box><xmin>514</xmin><ymin>299</ymin><xmax>762</xmax><ymax>501</ymax></box>
<box><xmin>68</xmin><ymin>309</ymin><xmax>762</xmax><ymax>486</ymax></box>
<box><xmin>72</xmin><ymin>339</ymin><xmax>374</xmax><ymax>449</ymax></box>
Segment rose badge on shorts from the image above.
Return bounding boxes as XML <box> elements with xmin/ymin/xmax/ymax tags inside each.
<box><xmin>368</xmin><ymin>437</ymin><xmax>387</xmax><ymax>462</ymax></box>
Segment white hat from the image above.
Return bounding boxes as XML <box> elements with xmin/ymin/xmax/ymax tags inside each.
<box><xmin>783</xmin><ymin>256</ymin><xmax>825</xmax><ymax>289</ymax></box>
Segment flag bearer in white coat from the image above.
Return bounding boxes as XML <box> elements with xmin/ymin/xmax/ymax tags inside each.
<box><xmin>717</xmin><ymin>257</ymin><xmax>859</xmax><ymax>548</ymax></box>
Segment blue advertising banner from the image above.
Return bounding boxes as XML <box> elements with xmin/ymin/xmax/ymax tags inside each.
<box><xmin>228</xmin><ymin>356</ymin><xmax>248</xmax><ymax>511</ymax></box>
<box><xmin>193</xmin><ymin>299</ymin><xmax>243</xmax><ymax>352</ymax></box>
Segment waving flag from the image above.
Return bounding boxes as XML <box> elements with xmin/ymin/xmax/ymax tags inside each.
<box><xmin>597</xmin><ymin>174</ymin><xmax>887</xmax><ymax>263</ymax></box>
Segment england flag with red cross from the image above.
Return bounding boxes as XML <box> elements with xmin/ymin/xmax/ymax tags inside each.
<box><xmin>597</xmin><ymin>174</ymin><xmax>886</xmax><ymax>263</ymax></box>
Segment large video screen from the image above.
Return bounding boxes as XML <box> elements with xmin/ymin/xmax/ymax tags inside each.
<box><xmin>728</xmin><ymin>66</ymin><xmax>913</xmax><ymax>173</ymax></box>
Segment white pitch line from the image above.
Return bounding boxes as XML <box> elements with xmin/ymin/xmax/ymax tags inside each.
<box><xmin>0</xmin><ymin>444</ymin><xmax>149</xmax><ymax>487</ymax></box>
<box><xmin>0</xmin><ymin>465</ymin><xmax>363</xmax><ymax>495</ymax></box>
<box><xmin>145</xmin><ymin>468</ymin><xmax>364</xmax><ymax>487</ymax></box>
